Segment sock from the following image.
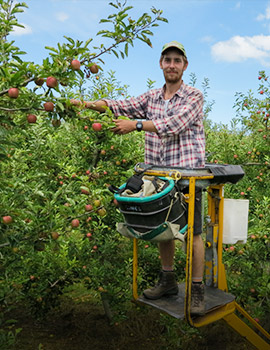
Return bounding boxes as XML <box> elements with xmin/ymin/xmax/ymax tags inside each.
<box><xmin>192</xmin><ymin>277</ymin><xmax>203</xmax><ymax>284</ymax></box>
<box><xmin>162</xmin><ymin>266</ymin><xmax>173</xmax><ymax>272</ymax></box>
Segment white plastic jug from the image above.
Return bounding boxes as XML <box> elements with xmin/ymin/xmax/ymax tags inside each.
<box><xmin>222</xmin><ymin>198</ymin><xmax>249</xmax><ymax>244</ymax></box>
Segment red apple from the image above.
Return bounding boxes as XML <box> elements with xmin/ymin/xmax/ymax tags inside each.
<box><xmin>27</xmin><ymin>114</ymin><xmax>37</xmax><ymax>123</ymax></box>
<box><xmin>51</xmin><ymin>232</ymin><xmax>59</xmax><ymax>240</ymax></box>
<box><xmin>46</xmin><ymin>76</ymin><xmax>58</xmax><ymax>88</ymax></box>
<box><xmin>44</xmin><ymin>101</ymin><xmax>54</xmax><ymax>112</ymax></box>
<box><xmin>90</xmin><ymin>63</ymin><xmax>99</xmax><ymax>74</ymax></box>
<box><xmin>85</xmin><ymin>204</ymin><xmax>93</xmax><ymax>211</ymax></box>
<box><xmin>2</xmin><ymin>215</ymin><xmax>13</xmax><ymax>224</ymax></box>
<box><xmin>81</xmin><ymin>188</ymin><xmax>90</xmax><ymax>195</ymax></box>
<box><xmin>92</xmin><ymin>123</ymin><xmax>102</xmax><ymax>131</ymax></box>
<box><xmin>70</xmin><ymin>59</ymin><xmax>81</xmax><ymax>70</ymax></box>
<box><xmin>71</xmin><ymin>219</ymin><xmax>80</xmax><ymax>227</ymax></box>
<box><xmin>8</xmin><ymin>88</ymin><xmax>19</xmax><ymax>98</ymax></box>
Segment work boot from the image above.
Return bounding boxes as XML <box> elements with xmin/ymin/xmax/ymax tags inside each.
<box><xmin>190</xmin><ymin>283</ymin><xmax>205</xmax><ymax>316</ymax></box>
<box><xmin>143</xmin><ymin>271</ymin><xmax>178</xmax><ymax>300</ymax></box>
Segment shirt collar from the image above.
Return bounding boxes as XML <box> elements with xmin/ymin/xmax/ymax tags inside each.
<box><xmin>158</xmin><ymin>81</ymin><xmax>186</xmax><ymax>100</ymax></box>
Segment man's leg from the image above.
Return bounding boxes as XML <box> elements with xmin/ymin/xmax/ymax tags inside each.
<box><xmin>159</xmin><ymin>240</ymin><xmax>175</xmax><ymax>271</ymax></box>
<box><xmin>143</xmin><ymin>240</ymin><xmax>178</xmax><ymax>299</ymax></box>
<box><xmin>192</xmin><ymin>234</ymin><xmax>205</xmax><ymax>282</ymax></box>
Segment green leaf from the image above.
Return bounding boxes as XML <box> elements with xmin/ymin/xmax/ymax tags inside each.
<box><xmin>64</xmin><ymin>36</ymin><xmax>75</xmax><ymax>45</ymax></box>
<box><xmin>124</xmin><ymin>43</ymin><xmax>128</xmax><ymax>57</ymax></box>
<box><xmin>111</xmin><ymin>49</ymin><xmax>119</xmax><ymax>58</ymax></box>
<box><xmin>45</xmin><ymin>46</ymin><xmax>58</xmax><ymax>54</ymax></box>
<box><xmin>99</xmin><ymin>19</ymin><xmax>111</xmax><ymax>23</ymax></box>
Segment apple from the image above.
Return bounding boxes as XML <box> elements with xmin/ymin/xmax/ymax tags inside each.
<box><xmin>85</xmin><ymin>170</ymin><xmax>90</xmax><ymax>175</ymax></box>
<box><xmin>93</xmin><ymin>199</ymin><xmax>101</xmax><ymax>207</ymax></box>
<box><xmin>97</xmin><ymin>208</ymin><xmax>106</xmax><ymax>217</ymax></box>
<box><xmin>85</xmin><ymin>204</ymin><xmax>93</xmax><ymax>211</ymax></box>
<box><xmin>35</xmin><ymin>78</ymin><xmax>44</xmax><ymax>86</ymax></box>
<box><xmin>46</xmin><ymin>76</ymin><xmax>58</xmax><ymax>88</ymax></box>
<box><xmin>44</xmin><ymin>101</ymin><xmax>54</xmax><ymax>112</ymax></box>
<box><xmin>92</xmin><ymin>123</ymin><xmax>102</xmax><ymax>131</ymax></box>
<box><xmin>52</xmin><ymin>119</ymin><xmax>61</xmax><ymax>127</ymax></box>
<box><xmin>93</xmin><ymin>245</ymin><xmax>98</xmax><ymax>250</ymax></box>
<box><xmin>84</xmin><ymin>125</ymin><xmax>88</xmax><ymax>130</ymax></box>
<box><xmin>70</xmin><ymin>59</ymin><xmax>81</xmax><ymax>70</ymax></box>
<box><xmin>90</xmin><ymin>63</ymin><xmax>99</xmax><ymax>74</ymax></box>
<box><xmin>51</xmin><ymin>232</ymin><xmax>59</xmax><ymax>240</ymax></box>
<box><xmin>27</xmin><ymin>114</ymin><xmax>37</xmax><ymax>123</ymax></box>
<box><xmin>100</xmin><ymin>149</ymin><xmax>106</xmax><ymax>155</ymax></box>
<box><xmin>8</xmin><ymin>88</ymin><xmax>19</xmax><ymax>98</ymax></box>
<box><xmin>86</xmin><ymin>232</ymin><xmax>92</xmax><ymax>239</ymax></box>
<box><xmin>71</xmin><ymin>219</ymin><xmax>80</xmax><ymax>227</ymax></box>
<box><xmin>81</xmin><ymin>188</ymin><xmax>90</xmax><ymax>195</ymax></box>
<box><xmin>2</xmin><ymin>215</ymin><xmax>13</xmax><ymax>224</ymax></box>
<box><xmin>260</xmin><ymin>90</ymin><xmax>264</xmax><ymax>94</ymax></box>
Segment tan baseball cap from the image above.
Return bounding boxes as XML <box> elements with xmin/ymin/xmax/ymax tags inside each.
<box><xmin>161</xmin><ymin>41</ymin><xmax>187</xmax><ymax>58</ymax></box>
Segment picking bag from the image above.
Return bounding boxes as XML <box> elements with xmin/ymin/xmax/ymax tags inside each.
<box><xmin>112</xmin><ymin>176</ymin><xmax>187</xmax><ymax>237</ymax></box>
<box><xmin>117</xmin><ymin>221</ymin><xmax>187</xmax><ymax>242</ymax></box>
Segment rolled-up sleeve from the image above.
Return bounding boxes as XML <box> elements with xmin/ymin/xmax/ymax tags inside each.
<box><xmin>152</xmin><ymin>90</ymin><xmax>204</xmax><ymax>137</ymax></box>
<box><xmin>104</xmin><ymin>93</ymin><xmax>149</xmax><ymax>119</ymax></box>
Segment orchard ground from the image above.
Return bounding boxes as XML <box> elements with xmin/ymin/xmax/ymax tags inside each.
<box><xmin>7</xmin><ymin>283</ymin><xmax>255</xmax><ymax>350</ymax></box>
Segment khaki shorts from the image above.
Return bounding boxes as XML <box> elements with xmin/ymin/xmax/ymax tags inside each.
<box><xmin>182</xmin><ymin>187</ymin><xmax>203</xmax><ymax>235</ymax></box>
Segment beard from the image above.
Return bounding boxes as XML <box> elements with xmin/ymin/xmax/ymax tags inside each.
<box><xmin>164</xmin><ymin>70</ymin><xmax>183</xmax><ymax>84</ymax></box>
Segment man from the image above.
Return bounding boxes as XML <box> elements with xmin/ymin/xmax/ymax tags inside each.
<box><xmin>84</xmin><ymin>41</ymin><xmax>205</xmax><ymax>315</ymax></box>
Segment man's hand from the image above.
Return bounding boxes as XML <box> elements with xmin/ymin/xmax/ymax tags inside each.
<box><xmin>111</xmin><ymin>119</ymin><xmax>136</xmax><ymax>135</ymax></box>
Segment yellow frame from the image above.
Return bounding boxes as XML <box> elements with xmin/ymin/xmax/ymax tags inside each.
<box><xmin>131</xmin><ymin>171</ymin><xmax>270</xmax><ymax>349</ymax></box>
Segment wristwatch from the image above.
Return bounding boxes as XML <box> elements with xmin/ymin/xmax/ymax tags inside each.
<box><xmin>136</xmin><ymin>121</ymin><xmax>143</xmax><ymax>132</ymax></box>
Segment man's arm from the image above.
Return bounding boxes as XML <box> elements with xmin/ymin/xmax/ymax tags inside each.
<box><xmin>72</xmin><ymin>98</ymin><xmax>157</xmax><ymax>134</ymax></box>
<box><xmin>112</xmin><ymin>119</ymin><xmax>157</xmax><ymax>135</ymax></box>
<box><xmin>84</xmin><ymin>100</ymin><xmax>108</xmax><ymax>112</ymax></box>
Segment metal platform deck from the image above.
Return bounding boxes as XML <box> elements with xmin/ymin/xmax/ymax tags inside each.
<box><xmin>137</xmin><ymin>283</ymin><xmax>235</xmax><ymax>319</ymax></box>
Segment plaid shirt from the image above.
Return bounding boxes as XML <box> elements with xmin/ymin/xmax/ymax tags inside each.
<box><xmin>105</xmin><ymin>82</ymin><xmax>205</xmax><ymax>168</ymax></box>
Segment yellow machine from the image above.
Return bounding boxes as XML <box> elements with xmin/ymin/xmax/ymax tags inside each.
<box><xmin>127</xmin><ymin>163</ymin><xmax>270</xmax><ymax>350</ymax></box>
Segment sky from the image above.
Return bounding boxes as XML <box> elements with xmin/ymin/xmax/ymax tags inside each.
<box><xmin>8</xmin><ymin>0</ymin><xmax>270</xmax><ymax>125</ymax></box>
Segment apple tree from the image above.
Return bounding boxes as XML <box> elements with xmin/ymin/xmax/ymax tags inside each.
<box><xmin>0</xmin><ymin>0</ymin><xmax>168</xmax><ymax>330</ymax></box>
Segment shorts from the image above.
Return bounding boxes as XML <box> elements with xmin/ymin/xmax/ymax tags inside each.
<box><xmin>182</xmin><ymin>187</ymin><xmax>203</xmax><ymax>235</ymax></box>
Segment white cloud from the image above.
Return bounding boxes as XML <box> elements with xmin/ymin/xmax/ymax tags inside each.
<box><xmin>256</xmin><ymin>4</ymin><xmax>270</xmax><ymax>21</ymax></box>
<box><xmin>211</xmin><ymin>35</ymin><xmax>270</xmax><ymax>66</ymax></box>
<box><xmin>55</xmin><ymin>12</ymin><xmax>69</xmax><ymax>22</ymax></box>
<box><xmin>11</xmin><ymin>23</ymin><xmax>32</xmax><ymax>36</ymax></box>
